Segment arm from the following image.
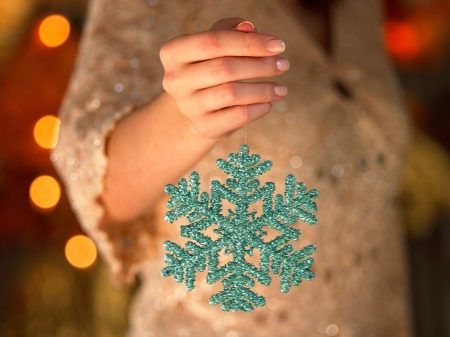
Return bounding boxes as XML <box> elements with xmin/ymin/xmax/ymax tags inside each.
<box><xmin>100</xmin><ymin>19</ymin><xmax>290</xmax><ymax>224</ymax></box>
<box><xmin>100</xmin><ymin>91</ymin><xmax>215</xmax><ymax>224</ymax></box>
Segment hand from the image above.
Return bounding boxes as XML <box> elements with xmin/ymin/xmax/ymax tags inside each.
<box><xmin>160</xmin><ymin>18</ymin><xmax>289</xmax><ymax>139</ymax></box>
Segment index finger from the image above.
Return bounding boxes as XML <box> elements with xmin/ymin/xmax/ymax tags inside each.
<box><xmin>161</xmin><ymin>31</ymin><xmax>285</xmax><ymax>66</ymax></box>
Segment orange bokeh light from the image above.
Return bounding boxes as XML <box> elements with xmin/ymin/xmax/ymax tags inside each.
<box><xmin>34</xmin><ymin>115</ymin><xmax>60</xmax><ymax>149</ymax></box>
<box><xmin>65</xmin><ymin>235</ymin><xmax>97</xmax><ymax>269</ymax></box>
<box><xmin>383</xmin><ymin>20</ymin><xmax>421</xmax><ymax>61</ymax></box>
<box><xmin>38</xmin><ymin>14</ymin><xmax>70</xmax><ymax>47</ymax></box>
<box><xmin>29</xmin><ymin>175</ymin><xmax>61</xmax><ymax>209</ymax></box>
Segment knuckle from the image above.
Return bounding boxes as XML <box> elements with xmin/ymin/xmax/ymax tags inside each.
<box><xmin>202</xmin><ymin>32</ymin><xmax>220</xmax><ymax>56</ymax></box>
<box><xmin>263</xmin><ymin>83</ymin><xmax>274</xmax><ymax>99</ymax></box>
<box><xmin>176</xmin><ymin>98</ymin><xmax>190</xmax><ymax>115</ymax></box>
<box><xmin>261</xmin><ymin>56</ymin><xmax>274</xmax><ymax>73</ymax></box>
<box><xmin>222</xmin><ymin>83</ymin><xmax>238</xmax><ymax>105</ymax></box>
<box><xmin>162</xmin><ymin>72</ymin><xmax>175</xmax><ymax>92</ymax></box>
<box><xmin>194</xmin><ymin>122</ymin><xmax>214</xmax><ymax>139</ymax></box>
<box><xmin>159</xmin><ymin>43</ymin><xmax>172</xmax><ymax>66</ymax></box>
<box><xmin>234</xmin><ymin>105</ymin><xmax>247</xmax><ymax>126</ymax></box>
<box><xmin>159</xmin><ymin>34</ymin><xmax>188</xmax><ymax>66</ymax></box>
<box><xmin>213</xmin><ymin>58</ymin><xmax>233</xmax><ymax>79</ymax></box>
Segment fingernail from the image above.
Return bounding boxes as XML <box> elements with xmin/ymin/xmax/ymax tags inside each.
<box><xmin>236</xmin><ymin>21</ymin><xmax>254</xmax><ymax>28</ymax></box>
<box><xmin>274</xmin><ymin>85</ymin><xmax>287</xmax><ymax>96</ymax></box>
<box><xmin>266</xmin><ymin>39</ymin><xmax>285</xmax><ymax>53</ymax></box>
<box><xmin>276</xmin><ymin>58</ymin><xmax>290</xmax><ymax>71</ymax></box>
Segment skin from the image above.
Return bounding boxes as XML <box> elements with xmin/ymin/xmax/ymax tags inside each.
<box><xmin>99</xmin><ymin>18</ymin><xmax>290</xmax><ymax>225</ymax></box>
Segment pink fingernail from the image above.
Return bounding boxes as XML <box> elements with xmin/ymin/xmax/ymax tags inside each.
<box><xmin>276</xmin><ymin>58</ymin><xmax>290</xmax><ymax>71</ymax></box>
<box><xmin>274</xmin><ymin>85</ymin><xmax>287</xmax><ymax>96</ymax></box>
<box><xmin>236</xmin><ymin>21</ymin><xmax>254</xmax><ymax>28</ymax></box>
<box><xmin>267</xmin><ymin>39</ymin><xmax>285</xmax><ymax>53</ymax></box>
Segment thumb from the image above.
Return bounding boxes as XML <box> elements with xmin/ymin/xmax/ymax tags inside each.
<box><xmin>209</xmin><ymin>17</ymin><xmax>257</xmax><ymax>33</ymax></box>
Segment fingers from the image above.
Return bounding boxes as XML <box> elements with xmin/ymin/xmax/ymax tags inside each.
<box><xmin>160</xmin><ymin>30</ymin><xmax>285</xmax><ymax>67</ymax></box>
<box><xmin>159</xmin><ymin>17</ymin><xmax>288</xmax><ymax>140</ymax></box>
<box><xmin>172</xmin><ymin>56</ymin><xmax>289</xmax><ymax>91</ymax></box>
<box><xmin>193</xmin><ymin>82</ymin><xmax>286</xmax><ymax>113</ymax></box>
<box><xmin>192</xmin><ymin>103</ymin><xmax>272</xmax><ymax>139</ymax></box>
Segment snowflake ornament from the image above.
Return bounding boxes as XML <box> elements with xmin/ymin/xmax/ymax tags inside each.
<box><xmin>162</xmin><ymin>144</ymin><xmax>319</xmax><ymax>312</ymax></box>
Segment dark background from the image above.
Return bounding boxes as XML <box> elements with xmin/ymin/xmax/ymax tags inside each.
<box><xmin>0</xmin><ymin>0</ymin><xmax>449</xmax><ymax>336</ymax></box>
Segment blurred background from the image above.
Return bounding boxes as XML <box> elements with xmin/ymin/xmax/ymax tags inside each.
<box><xmin>0</xmin><ymin>0</ymin><xmax>449</xmax><ymax>336</ymax></box>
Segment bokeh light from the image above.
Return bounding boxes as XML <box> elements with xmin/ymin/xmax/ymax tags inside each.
<box><xmin>33</xmin><ymin>115</ymin><xmax>60</xmax><ymax>149</ymax></box>
<box><xmin>65</xmin><ymin>235</ymin><xmax>97</xmax><ymax>269</ymax></box>
<box><xmin>29</xmin><ymin>175</ymin><xmax>61</xmax><ymax>209</ymax></box>
<box><xmin>383</xmin><ymin>20</ymin><xmax>421</xmax><ymax>61</ymax></box>
<box><xmin>38</xmin><ymin>14</ymin><xmax>70</xmax><ymax>47</ymax></box>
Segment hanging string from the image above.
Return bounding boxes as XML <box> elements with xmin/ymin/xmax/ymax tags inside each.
<box><xmin>244</xmin><ymin>34</ymin><xmax>248</xmax><ymax>145</ymax></box>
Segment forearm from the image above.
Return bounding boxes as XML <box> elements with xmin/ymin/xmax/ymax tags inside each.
<box><xmin>100</xmin><ymin>91</ymin><xmax>216</xmax><ymax>224</ymax></box>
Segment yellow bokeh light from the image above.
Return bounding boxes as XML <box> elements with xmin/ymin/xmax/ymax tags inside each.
<box><xmin>29</xmin><ymin>175</ymin><xmax>61</xmax><ymax>209</ymax></box>
<box><xmin>38</xmin><ymin>14</ymin><xmax>70</xmax><ymax>47</ymax></box>
<box><xmin>34</xmin><ymin>115</ymin><xmax>60</xmax><ymax>149</ymax></box>
<box><xmin>65</xmin><ymin>235</ymin><xmax>97</xmax><ymax>269</ymax></box>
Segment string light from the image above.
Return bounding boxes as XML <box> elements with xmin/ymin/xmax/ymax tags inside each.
<box><xmin>383</xmin><ymin>20</ymin><xmax>421</xmax><ymax>61</ymax></box>
<box><xmin>38</xmin><ymin>14</ymin><xmax>70</xmax><ymax>47</ymax></box>
<box><xmin>29</xmin><ymin>175</ymin><xmax>61</xmax><ymax>209</ymax></box>
<box><xmin>34</xmin><ymin>115</ymin><xmax>60</xmax><ymax>149</ymax></box>
<box><xmin>65</xmin><ymin>235</ymin><xmax>97</xmax><ymax>269</ymax></box>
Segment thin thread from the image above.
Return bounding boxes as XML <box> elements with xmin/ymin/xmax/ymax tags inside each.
<box><xmin>244</xmin><ymin>35</ymin><xmax>248</xmax><ymax>145</ymax></box>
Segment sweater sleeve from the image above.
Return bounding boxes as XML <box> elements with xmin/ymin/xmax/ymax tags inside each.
<box><xmin>52</xmin><ymin>0</ymin><xmax>201</xmax><ymax>283</ymax></box>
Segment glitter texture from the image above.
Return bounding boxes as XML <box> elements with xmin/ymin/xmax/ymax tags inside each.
<box><xmin>162</xmin><ymin>144</ymin><xmax>319</xmax><ymax>312</ymax></box>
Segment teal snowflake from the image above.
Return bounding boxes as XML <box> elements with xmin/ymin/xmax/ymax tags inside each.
<box><xmin>162</xmin><ymin>144</ymin><xmax>319</xmax><ymax>312</ymax></box>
